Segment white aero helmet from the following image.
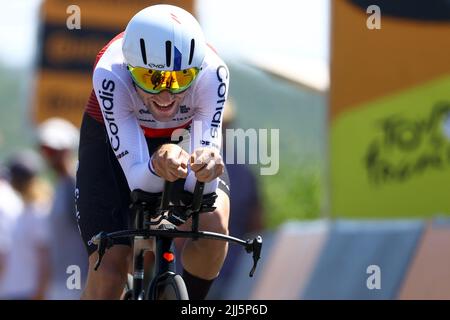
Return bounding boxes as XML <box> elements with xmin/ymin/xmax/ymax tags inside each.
<box><xmin>122</xmin><ymin>5</ymin><xmax>206</xmax><ymax>71</ymax></box>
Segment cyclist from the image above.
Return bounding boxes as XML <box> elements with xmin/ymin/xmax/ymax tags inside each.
<box><xmin>76</xmin><ymin>4</ymin><xmax>230</xmax><ymax>300</ymax></box>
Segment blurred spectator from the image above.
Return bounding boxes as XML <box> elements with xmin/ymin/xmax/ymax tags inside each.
<box><xmin>0</xmin><ymin>166</ymin><xmax>23</xmax><ymax>290</ymax></box>
<box><xmin>209</xmin><ymin>99</ymin><xmax>264</xmax><ymax>299</ymax></box>
<box><xmin>37</xmin><ymin>118</ymin><xmax>88</xmax><ymax>299</ymax></box>
<box><xmin>0</xmin><ymin>150</ymin><xmax>52</xmax><ymax>300</ymax></box>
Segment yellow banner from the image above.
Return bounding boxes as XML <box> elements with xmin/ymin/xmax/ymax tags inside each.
<box><xmin>330</xmin><ymin>0</ymin><xmax>450</xmax><ymax>218</ymax></box>
<box><xmin>34</xmin><ymin>0</ymin><xmax>194</xmax><ymax>126</ymax></box>
<box><xmin>42</xmin><ymin>0</ymin><xmax>194</xmax><ymax>30</ymax></box>
<box><xmin>34</xmin><ymin>70</ymin><xmax>92</xmax><ymax>127</ymax></box>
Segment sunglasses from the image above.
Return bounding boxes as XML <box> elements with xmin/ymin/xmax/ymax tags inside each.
<box><xmin>127</xmin><ymin>65</ymin><xmax>200</xmax><ymax>94</ymax></box>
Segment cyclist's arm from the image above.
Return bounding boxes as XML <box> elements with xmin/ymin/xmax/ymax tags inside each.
<box><xmin>185</xmin><ymin>63</ymin><xmax>230</xmax><ymax>194</ymax></box>
<box><xmin>93</xmin><ymin>68</ymin><xmax>165</xmax><ymax>192</ymax></box>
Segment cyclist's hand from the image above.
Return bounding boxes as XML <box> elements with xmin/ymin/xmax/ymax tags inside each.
<box><xmin>190</xmin><ymin>147</ymin><xmax>224</xmax><ymax>182</ymax></box>
<box><xmin>152</xmin><ymin>144</ymin><xmax>189</xmax><ymax>181</ymax></box>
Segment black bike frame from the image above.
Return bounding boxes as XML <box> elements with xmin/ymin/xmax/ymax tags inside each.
<box><xmin>92</xmin><ymin>181</ymin><xmax>262</xmax><ymax>300</ymax></box>
<box><xmin>131</xmin><ymin>234</ymin><xmax>177</xmax><ymax>300</ymax></box>
<box><xmin>131</xmin><ymin>210</ymin><xmax>178</xmax><ymax>299</ymax></box>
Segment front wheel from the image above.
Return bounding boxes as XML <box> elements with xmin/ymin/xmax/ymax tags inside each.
<box><xmin>146</xmin><ymin>272</ymin><xmax>189</xmax><ymax>300</ymax></box>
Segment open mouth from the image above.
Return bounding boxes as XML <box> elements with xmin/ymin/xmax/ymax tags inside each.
<box><xmin>154</xmin><ymin>101</ymin><xmax>176</xmax><ymax>113</ymax></box>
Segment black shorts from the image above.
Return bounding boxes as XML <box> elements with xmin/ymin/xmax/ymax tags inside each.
<box><xmin>75</xmin><ymin>113</ymin><xmax>231</xmax><ymax>256</ymax></box>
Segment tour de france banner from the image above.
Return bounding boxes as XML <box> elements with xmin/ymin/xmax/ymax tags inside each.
<box><xmin>330</xmin><ymin>0</ymin><xmax>450</xmax><ymax>218</ymax></box>
<box><xmin>34</xmin><ymin>0</ymin><xmax>193</xmax><ymax>127</ymax></box>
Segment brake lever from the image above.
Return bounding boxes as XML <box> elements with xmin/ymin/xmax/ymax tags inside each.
<box><xmin>92</xmin><ymin>232</ymin><xmax>113</xmax><ymax>271</ymax></box>
<box><xmin>245</xmin><ymin>236</ymin><xmax>263</xmax><ymax>277</ymax></box>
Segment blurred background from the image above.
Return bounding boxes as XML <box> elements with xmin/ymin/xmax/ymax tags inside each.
<box><xmin>0</xmin><ymin>0</ymin><xmax>450</xmax><ymax>299</ymax></box>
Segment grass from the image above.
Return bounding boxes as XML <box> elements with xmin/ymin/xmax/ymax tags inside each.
<box><xmin>0</xmin><ymin>65</ymin><xmax>32</xmax><ymax>161</ymax></box>
<box><xmin>258</xmin><ymin>160</ymin><xmax>325</xmax><ymax>229</ymax></box>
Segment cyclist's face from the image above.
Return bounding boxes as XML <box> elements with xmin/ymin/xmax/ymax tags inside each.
<box><xmin>136</xmin><ymin>86</ymin><xmax>189</xmax><ymax>122</ymax></box>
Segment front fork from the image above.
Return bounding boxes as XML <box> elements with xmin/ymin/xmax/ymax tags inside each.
<box><xmin>146</xmin><ymin>233</ymin><xmax>177</xmax><ymax>300</ymax></box>
<box><xmin>132</xmin><ymin>247</ymin><xmax>145</xmax><ymax>300</ymax></box>
<box><xmin>155</xmin><ymin>235</ymin><xmax>176</xmax><ymax>274</ymax></box>
<box><xmin>131</xmin><ymin>226</ymin><xmax>177</xmax><ymax>300</ymax></box>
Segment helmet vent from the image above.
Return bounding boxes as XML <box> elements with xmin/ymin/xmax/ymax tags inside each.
<box><xmin>165</xmin><ymin>41</ymin><xmax>172</xmax><ymax>67</ymax></box>
<box><xmin>139</xmin><ymin>38</ymin><xmax>147</xmax><ymax>65</ymax></box>
<box><xmin>188</xmin><ymin>39</ymin><xmax>195</xmax><ymax>65</ymax></box>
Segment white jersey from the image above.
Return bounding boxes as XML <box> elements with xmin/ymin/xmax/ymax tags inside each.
<box><xmin>0</xmin><ymin>203</ymin><xmax>50</xmax><ymax>299</ymax></box>
<box><xmin>0</xmin><ymin>180</ymin><xmax>23</xmax><ymax>254</ymax></box>
<box><xmin>88</xmin><ymin>33</ymin><xmax>229</xmax><ymax>194</ymax></box>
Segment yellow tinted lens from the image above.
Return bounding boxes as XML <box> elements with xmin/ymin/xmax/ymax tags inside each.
<box><xmin>173</xmin><ymin>68</ymin><xmax>199</xmax><ymax>91</ymax></box>
<box><xmin>128</xmin><ymin>66</ymin><xmax>199</xmax><ymax>93</ymax></box>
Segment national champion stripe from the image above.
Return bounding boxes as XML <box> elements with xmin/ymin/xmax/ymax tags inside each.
<box><xmin>174</xmin><ymin>46</ymin><xmax>182</xmax><ymax>70</ymax></box>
